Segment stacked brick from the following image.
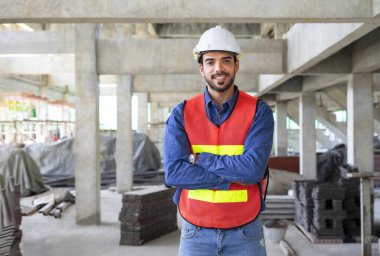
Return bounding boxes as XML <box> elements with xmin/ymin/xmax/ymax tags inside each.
<box><xmin>0</xmin><ymin>175</ymin><xmax>22</xmax><ymax>256</ymax></box>
<box><xmin>119</xmin><ymin>185</ymin><xmax>177</xmax><ymax>245</ymax></box>
<box><xmin>293</xmin><ymin>173</ymin><xmax>365</xmax><ymax>241</ymax></box>
<box><xmin>339</xmin><ymin>178</ymin><xmax>361</xmax><ymax>236</ymax></box>
<box><xmin>293</xmin><ymin>180</ymin><xmax>317</xmax><ymax>232</ymax></box>
<box><xmin>311</xmin><ymin>184</ymin><xmax>346</xmax><ymax>239</ymax></box>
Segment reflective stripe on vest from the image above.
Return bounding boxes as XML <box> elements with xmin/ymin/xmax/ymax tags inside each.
<box><xmin>188</xmin><ymin>189</ymin><xmax>248</xmax><ymax>203</ymax></box>
<box><xmin>192</xmin><ymin>145</ymin><xmax>244</xmax><ymax>155</ymax></box>
<box><xmin>190</xmin><ymin>144</ymin><xmax>245</xmax><ymax>203</ymax></box>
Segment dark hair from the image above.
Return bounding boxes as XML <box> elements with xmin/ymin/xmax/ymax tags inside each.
<box><xmin>198</xmin><ymin>51</ymin><xmax>238</xmax><ymax>64</ymax></box>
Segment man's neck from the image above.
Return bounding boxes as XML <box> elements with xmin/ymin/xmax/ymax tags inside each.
<box><xmin>207</xmin><ymin>86</ymin><xmax>235</xmax><ymax>108</ymax></box>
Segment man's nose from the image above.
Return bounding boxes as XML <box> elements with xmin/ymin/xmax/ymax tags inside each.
<box><xmin>214</xmin><ymin>61</ymin><xmax>223</xmax><ymax>72</ymax></box>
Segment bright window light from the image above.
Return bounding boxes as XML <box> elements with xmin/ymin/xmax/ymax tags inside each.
<box><xmin>333</xmin><ymin>110</ymin><xmax>347</xmax><ymax>123</ymax></box>
<box><xmin>16</xmin><ymin>23</ymin><xmax>34</xmax><ymax>31</ymax></box>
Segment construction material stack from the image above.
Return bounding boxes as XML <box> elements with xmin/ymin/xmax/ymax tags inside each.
<box><xmin>0</xmin><ymin>175</ymin><xmax>22</xmax><ymax>256</ymax></box>
<box><xmin>119</xmin><ymin>185</ymin><xmax>177</xmax><ymax>245</ymax></box>
<box><xmin>311</xmin><ymin>184</ymin><xmax>346</xmax><ymax>239</ymax></box>
<box><xmin>293</xmin><ymin>180</ymin><xmax>317</xmax><ymax>232</ymax></box>
<box><xmin>293</xmin><ymin>180</ymin><xmax>346</xmax><ymax>241</ymax></box>
<box><xmin>293</xmin><ymin>170</ymin><xmax>365</xmax><ymax>242</ymax></box>
<box><xmin>339</xmin><ymin>166</ymin><xmax>362</xmax><ymax>237</ymax></box>
<box><xmin>262</xmin><ymin>195</ymin><xmax>295</xmax><ymax>220</ymax></box>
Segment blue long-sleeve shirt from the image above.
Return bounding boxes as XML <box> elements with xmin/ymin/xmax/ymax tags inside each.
<box><xmin>164</xmin><ymin>86</ymin><xmax>274</xmax><ymax>205</ymax></box>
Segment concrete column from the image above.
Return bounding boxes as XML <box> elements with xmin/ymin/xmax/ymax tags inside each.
<box><xmin>115</xmin><ymin>75</ymin><xmax>133</xmax><ymax>192</ymax></box>
<box><xmin>299</xmin><ymin>92</ymin><xmax>317</xmax><ymax>178</ymax></box>
<box><xmin>347</xmin><ymin>74</ymin><xmax>374</xmax><ymax>172</ymax></box>
<box><xmin>275</xmin><ymin>24</ymin><xmax>288</xmax><ymax>39</ymax></box>
<box><xmin>149</xmin><ymin>102</ymin><xmax>168</xmax><ymax>159</ymax></box>
<box><xmin>74</xmin><ymin>24</ymin><xmax>100</xmax><ymax>225</ymax></box>
<box><xmin>275</xmin><ymin>101</ymin><xmax>288</xmax><ymax>156</ymax></box>
<box><xmin>136</xmin><ymin>92</ymin><xmax>148</xmax><ymax>134</ymax></box>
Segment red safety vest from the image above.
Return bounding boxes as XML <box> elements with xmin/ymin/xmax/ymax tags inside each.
<box><xmin>180</xmin><ymin>91</ymin><xmax>268</xmax><ymax>229</ymax></box>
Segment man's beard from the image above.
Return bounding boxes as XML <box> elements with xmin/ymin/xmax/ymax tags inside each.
<box><xmin>204</xmin><ymin>71</ymin><xmax>235</xmax><ymax>92</ymax></box>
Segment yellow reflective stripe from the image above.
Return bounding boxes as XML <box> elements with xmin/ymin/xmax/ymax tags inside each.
<box><xmin>192</xmin><ymin>145</ymin><xmax>244</xmax><ymax>156</ymax></box>
<box><xmin>188</xmin><ymin>189</ymin><xmax>248</xmax><ymax>203</ymax></box>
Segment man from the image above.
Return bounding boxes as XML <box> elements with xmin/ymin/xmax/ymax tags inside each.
<box><xmin>164</xmin><ymin>26</ymin><xmax>274</xmax><ymax>256</ymax></box>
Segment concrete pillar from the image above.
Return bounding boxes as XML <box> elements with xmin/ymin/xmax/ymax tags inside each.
<box><xmin>275</xmin><ymin>24</ymin><xmax>288</xmax><ymax>39</ymax></box>
<box><xmin>275</xmin><ymin>101</ymin><xmax>288</xmax><ymax>156</ymax></box>
<box><xmin>149</xmin><ymin>102</ymin><xmax>168</xmax><ymax>159</ymax></box>
<box><xmin>136</xmin><ymin>92</ymin><xmax>148</xmax><ymax>134</ymax></box>
<box><xmin>115</xmin><ymin>75</ymin><xmax>133</xmax><ymax>192</ymax></box>
<box><xmin>347</xmin><ymin>74</ymin><xmax>375</xmax><ymax>256</ymax></box>
<box><xmin>347</xmin><ymin>74</ymin><xmax>374</xmax><ymax>172</ymax></box>
<box><xmin>74</xmin><ymin>24</ymin><xmax>100</xmax><ymax>225</ymax></box>
<box><xmin>299</xmin><ymin>92</ymin><xmax>317</xmax><ymax>178</ymax></box>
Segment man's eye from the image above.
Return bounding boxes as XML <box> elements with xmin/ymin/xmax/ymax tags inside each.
<box><xmin>206</xmin><ymin>61</ymin><xmax>214</xmax><ymax>65</ymax></box>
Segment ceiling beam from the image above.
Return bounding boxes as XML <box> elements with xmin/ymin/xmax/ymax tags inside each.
<box><xmin>270</xmin><ymin>76</ymin><xmax>303</xmax><ymax>93</ymax></box>
<box><xmin>353</xmin><ymin>27</ymin><xmax>380</xmax><ymax>72</ymax></box>
<box><xmin>0</xmin><ymin>32</ymin><xmax>284</xmax><ymax>75</ymax></box>
<box><xmin>133</xmin><ymin>74</ymin><xmax>258</xmax><ymax>93</ymax></box>
<box><xmin>97</xmin><ymin>38</ymin><xmax>284</xmax><ymax>74</ymax></box>
<box><xmin>0</xmin><ymin>54</ymin><xmax>75</xmax><ymax>74</ymax></box>
<box><xmin>258</xmin><ymin>23</ymin><xmax>379</xmax><ymax>95</ymax></box>
<box><xmin>302</xmin><ymin>75</ymin><xmax>349</xmax><ymax>92</ymax></box>
<box><xmin>302</xmin><ymin>47</ymin><xmax>352</xmax><ymax>75</ymax></box>
<box><xmin>0</xmin><ymin>31</ymin><xmax>74</xmax><ymax>54</ymax></box>
<box><xmin>0</xmin><ymin>0</ymin><xmax>376</xmax><ymax>23</ymax></box>
<box><xmin>0</xmin><ymin>76</ymin><xmax>73</xmax><ymax>101</ymax></box>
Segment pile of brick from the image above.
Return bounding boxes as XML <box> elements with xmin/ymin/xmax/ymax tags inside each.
<box><xmin>262</xmin><ymin>195</ymin><xmax>295</xmax><ymax>220</ymax></box>
<box><xmin>293</xmin><ymin>173</ymin><xmax>365</xmax><ymax>241</ymax></box>
<box><xmin>311</xmin><ymin>184</ymin><xmax>346</xmax><ymax>239</ymax></box>
<box><xmin>339</xmin><ymin>178</ymin><xmax>361</xmax><ymax>236</ymax></box>
<box><xmin>119</xmin><ymin>185</ymin><xmax>177</xmax><ymax>245</ymax></box>
<box><xmin>0</xmin><ymin>175</ymin><xmax>22</xmax><ymax>256</ymax></box>
<box><xmin>293</xmin><ymin>180</ymin><xmax>317</xmax><ymax>232</ymax></box>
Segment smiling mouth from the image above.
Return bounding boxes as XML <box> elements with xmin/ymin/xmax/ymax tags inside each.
<box><xmin>212</xmin><ymin>74</ymin><xmax>228</xmax><ymax>82</ymax></box>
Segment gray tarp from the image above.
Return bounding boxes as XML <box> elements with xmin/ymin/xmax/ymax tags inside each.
<box><xmin>0</xmin><ymin>174</ymin><xmax>23</xmax><ymax>256</ymax></box>
<box><xmin>317</xmin><ymin>143</ymin><xmax>346</xmax><ymax>183</ymax></box>
<box><xmin>0</xmin><ymin>149</ymin><xmax>48</xmax><ymax>197</ymax></box>
<box><xmin>0</xmin><ymin>174</ymin><xmax>15</xmax><ymax>228</ymax></box>
<box><xmin>24</xmin><ymin>132</ymin><xmax>161</xmax><ymax>176</ymax></box>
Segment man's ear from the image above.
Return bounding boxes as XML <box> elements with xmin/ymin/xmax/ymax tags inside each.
<box><xmin>235</xmin><ymin>60</ymin><xmax>240</xmax><ymax>73</ymax></box>
<box><xmin>198</xmin><ymin>63</ymin><xmax>204</xmax><ymax>76</ymax></box>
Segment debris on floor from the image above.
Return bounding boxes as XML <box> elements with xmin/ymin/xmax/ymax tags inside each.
<box><xmin>20</xmin><ymin>188</ymin><xmax>75</xmax><ymax>219</ymax></box>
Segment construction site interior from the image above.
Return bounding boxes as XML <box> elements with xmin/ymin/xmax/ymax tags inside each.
<box><xmin>1</xmin><ymin>1</ymin><xmax>380</xmax><ymax>256</ymax></box>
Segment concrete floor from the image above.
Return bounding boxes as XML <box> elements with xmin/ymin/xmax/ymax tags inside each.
<box><xmin>20</xmin><ymin>189</ymin><xmax>380</xmax><ymax>256</ymax></box>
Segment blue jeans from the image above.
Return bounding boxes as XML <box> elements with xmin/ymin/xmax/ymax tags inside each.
<box><xmin>179</xmin><ymin>216</ymin><xmax>267</xmax><ymax>256</ymax></box>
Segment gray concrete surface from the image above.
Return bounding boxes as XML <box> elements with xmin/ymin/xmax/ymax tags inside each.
<box><xmin>20</xmin><ymin>189</ymin><xmax>380</xmax><ymax>256</ymax></box>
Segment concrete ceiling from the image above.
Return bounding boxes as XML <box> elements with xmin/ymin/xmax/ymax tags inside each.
<box><xmin>0</xmin><ymin>0</ymin><xmax>380</xmax><ymax>112</ymax></box>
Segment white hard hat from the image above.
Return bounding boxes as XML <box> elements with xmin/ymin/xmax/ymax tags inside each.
<box><xmin>193</xmin><ymin>26</ymin><xmax>241</xmax><ymax>61</ymax></box>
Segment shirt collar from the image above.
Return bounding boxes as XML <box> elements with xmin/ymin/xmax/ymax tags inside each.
<box><xmin>204</xmin><ymin>85</ymin><xmax>239</xmax><ymax>109</ymax></box>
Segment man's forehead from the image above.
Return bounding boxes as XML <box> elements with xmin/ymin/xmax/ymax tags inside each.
<box><xmin>203</xmin><ymin>51</ymin><xmax>234</xmax><ymax>59</ymax></box>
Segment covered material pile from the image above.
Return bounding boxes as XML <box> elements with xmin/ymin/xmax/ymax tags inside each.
<box><xmin>24</xmin><ymin>133</ymin><xmax>162</xmax><ymax>187</ymax></box>
<box><xmin>119</xmin><ymin>185</ymin><xmax>177</xmax><ymax>245</ymax></box>
<box><xmin>0</xmin><ymin>149</ymin><xmax>48</xmax><ymax>197</ymax></box>
<box><xmin>0</xmin><ymin>175</ymin><xmax>22</xmax><ymax>256</ymax></box>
